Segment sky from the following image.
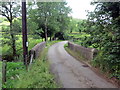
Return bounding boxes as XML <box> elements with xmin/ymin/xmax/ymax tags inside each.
<box><xmin>0</xmin><ymin>0</ymin><xmax>96</xmax><ymax>19</ymax></box>
<box><xmin>66</xmin><ymin>0</ymin><xmax>96</xmax><ymax>19</ymax></box>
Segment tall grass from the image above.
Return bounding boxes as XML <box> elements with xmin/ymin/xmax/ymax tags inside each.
<box><xmin>0</xmin><ymin>61</ymin><xmax>2</xmax><ymax>89</ymax></box>
<box><xmin>13</xmin><ymin>48</ymin><xmax>58</xmax><ymax>88</ymax></box>
<box><xmin>4</xmin><ymin>40</ymin><xmax>61</xmax><ymax>88</ymax></box>
<box><xmin>3</xmin><ymin>62</ymin><xmax>25</xmax><ymax>88</ymax></box>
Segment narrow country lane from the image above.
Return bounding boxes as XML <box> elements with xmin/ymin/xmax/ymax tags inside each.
<box><xmin>48</xmin><ymin>41</ymin><xmax>117</xmax><ymax>88</ymax></box>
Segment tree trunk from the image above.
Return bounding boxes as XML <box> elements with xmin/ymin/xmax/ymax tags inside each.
<box><xmin>50</xmin><ymin>36</ymin><xmax>52</xmax><ymax>41</ymax></box>
<box><xmin>44</xmin><ymin>17</ymin><xmax>48</xmax><ymax>42</ymax></box>
<box><xmin>10</xmin><ymin>22</ymin><xmax>16</xmax><ymax>59</ymax></box>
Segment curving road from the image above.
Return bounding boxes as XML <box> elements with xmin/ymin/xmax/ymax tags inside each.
<box><xmin>48</xmin><ymin>41</ymin><xmax>117</xmax><ymax>88</ymax></box>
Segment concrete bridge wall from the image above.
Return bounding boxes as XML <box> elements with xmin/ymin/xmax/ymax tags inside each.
<box><xmin>29</xmin><ymin>41</ymin><xmax>46</xmax><ymax>59</ymax></box>
<box><xmin>68</xmin><ymin>42</ymin><xmax>98</xmax><ymax>61</ymax></box>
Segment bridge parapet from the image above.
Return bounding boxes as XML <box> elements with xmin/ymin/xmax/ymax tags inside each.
<box><xmin>29</xmin><ymin>41</ymin><xmax>46</xmax><ymax>64</ymax></box>
<box><xmin>68</xmin><ymin>42</ymin><xmax>98</xmax><ymax>61</ymax></box>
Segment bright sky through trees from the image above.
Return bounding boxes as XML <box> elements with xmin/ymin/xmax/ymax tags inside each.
<box><xmin>66</xmin><ymin>0</ymin><xmax>96</xmax><ymax>19</ymax></box>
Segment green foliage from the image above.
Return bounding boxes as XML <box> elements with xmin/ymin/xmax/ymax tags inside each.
<box><xmin>3</xmin><ymin>62</ymin><xmax>25</xmax><ymax>88</ymax></box>
<box><xmin>64</xmin><ymin>43</ymin><xmax>68</xmax><ymax>48</ymax></box>
<box><xmin>1</xmin><ymin>1</ymin><xmax>71</xmax><ymax>60</ymax></box>
<box><xmin>28</xmin><ymin>37</ymin><xmax>42</xmax><ymax>51</ymax></box>
<box><xmin>4</xmin><ymin>41</ymin><xmax>61</xmax><ymax>88</ymax></box>
<box><xmin>1</xmin><ymin>2</ymin><xmax>21</xmax><ymax>59</ymax></box>
<box><xmin>66</xmin><ymin>2</ymin><xmax>120</xmax><ymax>80</ymax></box>
<box><xmin>67</xmin><ymin>32</ymin><xmax>90</xmax><ymax>46</ymax></box>
<box><xmin>2</xmin><ymin>45</ymin><xmax>11</xmax><ymax>55</ymax></box>
<box><xmin>14</xmin><ymin>59</ymin><xmax>58</xmax><ymax>88</ymax></box>
<box><xmin>4</xmin><ymin>60</ymin><xmax>58</xmax><ymax>88</ymax></box>
<box><xmin>1</xmin><ymin>18</ymin><xmax>22</xmax><ymax>60</ymax></box>
<box><xmin>68</xmin><ymin>18</ymin><xmax>88</xmax><ymax>33</ymax></box>
<box><xmin>82</xmin><ymin>2</ymin><xmax>120</xmax><ymax>79</ymax></box>
<box><xmin>68</xmin><ymin>32</ymin><xmax>90</xmax><ymax>39</ymax></box>
<box><xmin>0</xmin><ymin>61</ymin><xmax>2</xmax><ymax>89</ymax></box>
<box><xmin>69</xmin><ymin>18</ymin><xmax>79</xmax><ymax>33</ymax></box>
<box><xmin>77</xmin><ymin>19</ymin><xmax>88</xmax><ymax>33</ymax></box>
<box><xmin>28</xmin><ymin>2</ymin><xmax>71</xmax><ymax>40</ymax></box>
<box><xmin>2</xmin><ymin>34</ymin><xmax>42</xmax><ymax>61</ymax></box>
<box><xmin>12</xmin><ymin>18</ymin><xmax>22</xmax><ymax>34</ymax></box>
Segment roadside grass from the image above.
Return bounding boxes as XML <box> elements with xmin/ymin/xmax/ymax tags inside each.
<box><xmin>13</xmin><ymin>48</ymin><xmax>58</xmax><ymax>88</ymax></box>
<box><xmin>3</xmin><ymin>62</ymin><xmax>25</xmax><ymax>88</ymax></box>
<box><xmin>4</xmin><ymin>40</ymin><xmax>61</xmax><ymax>88</ymax></box>
<box><xmin>0</xmin><ymin>61</ymin><xmax>2</xmax><ymax>89</ymax></box>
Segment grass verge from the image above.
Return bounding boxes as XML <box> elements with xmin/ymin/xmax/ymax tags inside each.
<box><xmin>3</xmin><ymin>40</ymin><xmax>62</xmax><ymax>88</ymax></box>
<box><xmin>0</xmin><ymin>61</ymin><xmax>2</xmax><ymax>89</ymax></box>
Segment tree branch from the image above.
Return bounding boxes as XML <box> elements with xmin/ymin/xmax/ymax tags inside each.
<box><xmin>1</xmin><ymin>10</ymin><xmax>11</xmax><ymax>22</ymax></box>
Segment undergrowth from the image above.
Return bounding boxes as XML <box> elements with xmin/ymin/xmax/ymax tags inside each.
<box><xmin>0</xmin><ymin>61</ymin><xmax>2</xmax><ymax>89</ymax></box>
<box><xmin>13</xmin><ymin>48</ymin><xmax>58</xmax><ymax>88</ymax></box>
<box><xmin>3</xmin><ymin>40</ymin><xmax>61</xmax><ymax>88</ymax></box>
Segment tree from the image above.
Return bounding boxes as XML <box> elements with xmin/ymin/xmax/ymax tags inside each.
<box><xmin>77</xmin><ymin>19</ymin><xmax>87</xmax><ymax>33</ymax></box>
<box><xmin>0</xmin><ymin>2</ymin><xmax>21</xmax><ymax>59</ymax></box>
<box><xmin>69</xmin><ymin>18</ymin><xmax>78</xmax><ymax>33</ymax></box>
<box><xmin>28</xmin><ymin>2</ymin><xmax>71</xmax><ymax>41</ymax></box>
<box><xmin>84</xmin><ymin>2</ymin><xmax>120</xmax><ymax>79</ymax></box>
<box><xmin>36</xmin><ymin>2</ymin><xmax>55</xmax><ymax>41</ymax></box>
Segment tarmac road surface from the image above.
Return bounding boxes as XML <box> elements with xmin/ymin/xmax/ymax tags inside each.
<box><xmin>48</xmin><ymin>41</ymin><xmax>117</xmax><ymax>88</ymax></box>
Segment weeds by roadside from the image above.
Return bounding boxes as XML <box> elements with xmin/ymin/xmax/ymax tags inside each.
<box><xmin>0</xmin><ymin>61</ymin><xmax>2</xmax><ymax>89</ymax></box>
<box><xmin>3</xmin><ymin>40</ymin><xmax>61</xmax><ymax>88</ymax></box>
